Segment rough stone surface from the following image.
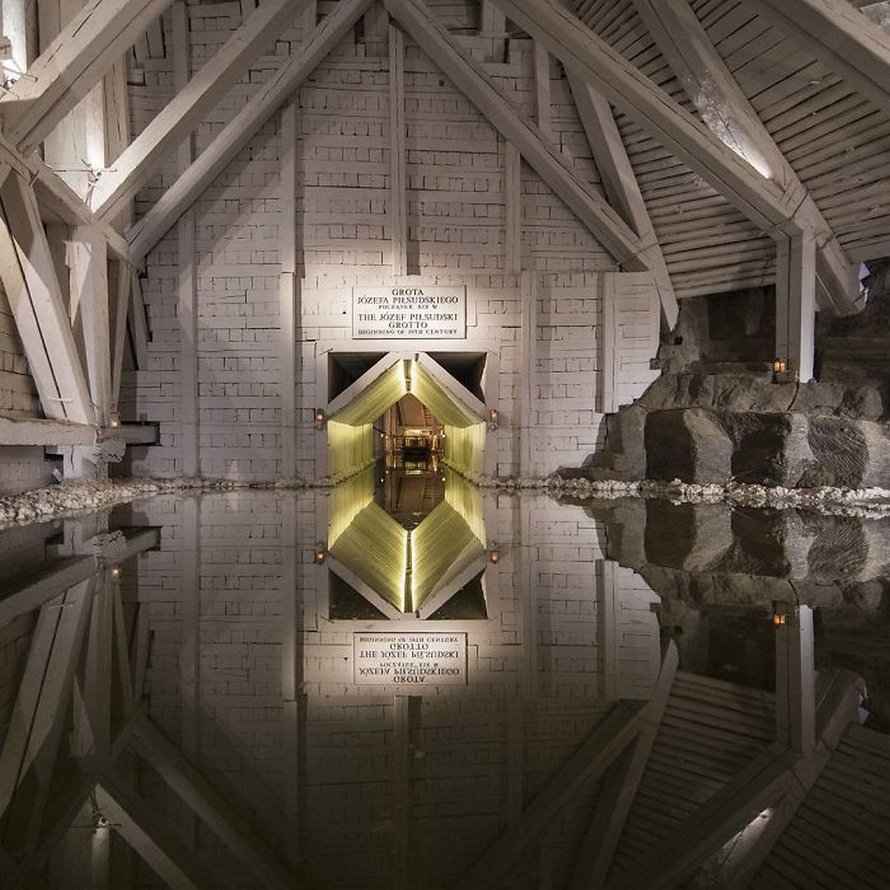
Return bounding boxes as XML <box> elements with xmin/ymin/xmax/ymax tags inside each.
<box><xmin>721</xmin><ymin>412</ymin><xmax>814</xmax><ymax>487</ymax></box>
<box><xmin>645</xmin><ymin>409</ymin><xmax>733</xmax><ymax>484</ymax></box>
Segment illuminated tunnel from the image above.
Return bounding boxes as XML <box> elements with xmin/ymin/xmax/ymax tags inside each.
<box><xmin>325</xmin><ymin>354</ymin><xmax>488</xmax><ymax>481</ymax></box>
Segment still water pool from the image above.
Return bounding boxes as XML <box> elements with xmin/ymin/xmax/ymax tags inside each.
<box><xmin>0</xmin><ymin>473</ymin><xmax>887</xmax><ymax>888</ymax></box>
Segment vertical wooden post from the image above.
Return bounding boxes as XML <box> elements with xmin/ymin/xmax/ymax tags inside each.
<box><xmin>519</xmin><ymin>270</ymin><xmax>537</xmax><ymax>477</ymax></box>
<box><xmin>775</xmin><ymin>232</ymin><xmax>817</xmax><ymax>382</ymax></box>
<box><xmin>389</xmin><ymin>23</ymin><xmax>408</xmax><ymax>276</ymax></box>
<box><xmin>504</xmin><ymin>139</ymin><xmax>521</xmax><ymax>276</ymax></box>
<box><xmin>280</xmin><ymin>100</ymin><xmax>300</xmax><ymax>480</ymax></box>
<box><xmin>173</xmin><ymin>1</ymin><xmax>200</xmax><ymax>476</ymax></box>
<box><xmin>600</xmin><ymin>273</ymin><xmax>617</xmax><ymax>414</ymax></box>
<box><xmin>534</xmin><ymin>42</ymin><xmax>550</xmax><ymax>136</ymax></box>
<box><xmin>599</xmin><ymin>559</ymin><xmax>618</xmax><ymax>701</ymax></box>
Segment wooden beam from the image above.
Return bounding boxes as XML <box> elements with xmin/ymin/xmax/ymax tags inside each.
<box><xmin>518</xmin><ymin>270</ymin><xmax>536</xmax><ymax>478</ymax></box>
<box><xmin>569</xmin><ymin>642</ymin><xmax>679</xmax><ymax>890</ymax></box>
<box><xmin>776</xmin><ymin>231</ymin><xmax>817</xmax><ymax>382</ymax></box>
<box><xmin>0</xmin><ymin>414</ymin><xmax>97</xmax><ymax>445</ymax></box>
<box><xmin>128</xmin><ymin>270</ymin><xmax>150</xmax><ymax>369</ymax></box>
<box><xmin>131</xmin><ymin>714</ymin><xmax>300</xmax><ymax>890</ymax></box>
<box><xmin>383</xmin><ymin>0</ymin><xmax>651</xmax><ymax>271</ymax></box>
<box><xmin>0</xmin><ymin>171</ymin><xmax>95</xmax><ymax>425</ymax></box>
<box><xmin>91</xmin><ymin>0</ymin><xmax>301</xmax><ymax>221</ymax></box>
<box><xmin>389</xmin><ymin>23</ymin><xmax>408</xmax><ymax>276</ymax></box>
<box><xmin>752</xmin><ymin>0</ymin><xmax>890</xmax><ymax>122</ymax></box>
<box><xmin>127</xmin><ymin>0</ymin><xmax>373</xmax><ymax>264</ymax></box>
<box><xmin>567</xmin><ymin>72</ymin><xmax>677</xmax><ymax>328</ymax></box>
<box><xmin>279</xmin><ymin>99</ymin><xmax>299</xmax><ymax>481</ymax></box>
<box><xmin>631</xmin><ymin>0</ymin><xmax>857</xmax><ymax>316</ymax></box>
<box><xmin>490</xmin><ymin>0</ymin><xmax>859</xmax><ymax>310</ymax></box>
<box><xmin>70</xmin><ymin>225</ymin><xmax>112</xmax><ymax>425</ymax></box>
<box><xmin>109</xmin><ymin>259</ymin><xmax>131</xmax><ymax>411</ymax></box>
<box><xmin>95</xmin><ymin>774</ymin><xmax>221</xmax><ymax>890</ymax></box>
<box><xmin>457</xmin><ymin>701</ymin><xmax>643</xmax><ymax>889</ymax></box>
<box><xmin>29</xmin><ymin>158</ymin><xmax>131</xmax><ymax>264</ymax></box>
<box><xmin>503</xmin><ymin>139</ymin><xmax>521</xmax><ymax>275</ymax></box>
<box><xmin>0</xmin><ymin>0</ymin><xmax>175</xmax><ymax>154</ymax></box>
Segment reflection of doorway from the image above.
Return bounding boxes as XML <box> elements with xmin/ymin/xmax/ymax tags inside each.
<box><xmin>381</xmin><ymin>393</ymin><xmax>443</xmax><ymax>464</ymax></box>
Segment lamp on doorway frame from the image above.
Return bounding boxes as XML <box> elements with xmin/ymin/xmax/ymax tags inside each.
<box><xmin>314</xmin><ymin>407</ymin><xmax>326</xmax><ymax>428</ymax></box>
<box><xmin>488</xmin><ymin>408</ymin><xmax>499</xmax><ymax>431</ymax></box>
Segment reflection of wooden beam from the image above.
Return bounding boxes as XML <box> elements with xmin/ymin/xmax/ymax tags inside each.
<box><xmin>95</xmin><ymin>774</ymin><xmax>220</xmax><ymax>890</ymax></box>
<box><xmin>384</xmin><ymin>0</ymin><xmax>651</xmax><ymax>271</ymax></box>
<box><xmin>127</xmin><ymin>0</ymin><xmax>373</xmax><ymax>263</ymax></box>
<box><xmin>417</xmin><ymin>553</ymin><xmax>487</xmax><ymax>619</ymax></box>
<box><xmin>0</xmin><ymin>172</ymin><xmax>94</xmax><ymax>424</ymax></box>
<box><xmin>0</xmin><ymin>0</ymin><xmax>175</xmax><ymax>153</ymax></box>
<box><xmin>459</xmin><ymin>701</ymin><xmax>643</xmax><ymax>889</ymax></box>
<box><xmin>0</xmin><ymin>558</ymin><xmax>99</xmax><ymax>631</ymax></box>
<box><xmin>0</xmin><ymin>579</ymin><xmax>93</xmax><ymax>851</ymax></box>
<box><xmin>625</xmin><ymin>668</ymin><xmax>860</xmax><ymax>889</ymax></box>
<box><xmin>569</xmin><ymin>642</ymin><xmax>678</xmax><ymax>890</ymax></box>
<box><xmin>132</xmin><ymin>714</ymin><xmax>300</xmax><ymax>890</ymax></box>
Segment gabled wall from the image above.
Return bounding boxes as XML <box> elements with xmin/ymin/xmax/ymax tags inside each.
<box><xmin>121</xmin><ymin>4</ymin><xmax>662</xmax><ymax>482</ymax></box>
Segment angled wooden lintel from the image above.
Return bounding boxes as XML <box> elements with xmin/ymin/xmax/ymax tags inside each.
<box><xmin>567</xmin><ymin>71</ymin><xmax>678</xmax><ymax>328</ymax></box>
<box><xmin>326</xmin><ymin>555</ymin><xmax>405</xmax><ymax>620</ymax></box>
<box><xmin>91</xmin><ymin>0</ymin><xmax>304</xmax><ymax>221</ymax></box>
<box><xmin>458</xmin><ymin>700</ymin><xmax>644</xmax><ymax>890</ymax></box>
<box><xmin>489</xmin><ymin>0</ymin><xmax>861</xmax><ymax>307</ymax></box>
<box><xmin>95</xmin><ymin>773</ymin><xmax>222</xmax><ymax>890</ymax></box>
<box><xmin>632</xmin><ymin>0</ymin><xmax>859</xmax><ymax>316</ymax></box>
<box><xmin>569</xmin><ymin>641</ymin><xmax>679</xmax><ymax>890</ymax></box>
<box><xmin>383</xmin><ymin>0</ymin><xmax>653</xmax><ymax>272</ymax></box>
<box><xmin>131</xmin><ymin>714</ymin><xmax>300</xmax><ymax>890</ymax></box>
<box><xmin>127</xmin><ymin>0</ymin><xmax>374</xmax><ymax>263</ymax></box>
<box><xmin>0</xmin><ymin>0</ymin><xmax>175</xmax><ymax>154</ymax></box>
<box><xmin>0</xmin><ymin>171</ymin><xmax>95</xmax><ymax>425</ymax></box>
<box><xmin>752</xmin><ymin>0</ymin><xmax>890</xmax><ymax>122</ymax></box>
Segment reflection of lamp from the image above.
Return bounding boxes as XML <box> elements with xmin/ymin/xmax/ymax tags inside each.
<box><xmin>314</xmin><ymin>546</ymin><xmax>327</xmax><ymax>564</ymax></box>
<box><xmin>314</xmin><ymin>408</ymin><xmax>326</xmax><ymax>427</ymax></box>
<box><xmin>488</xmin><ymin>408</ymin><xmax>499</xmax><ymax>431</ymax></box>
<box><xmin>109</xmin><ymin>414</ymin><xmax>120</xmax><ymax>429</ymax></box>
<box><xmin>110</xmin><ymin>567</ymin><xmax>121</xmax><ymax>579</ymax></box>
<box><xmin>488</xmin><ymin>543</ymin><xmax>500</xmax><ymax>564</ymax></box>
<box><xmin>772</xmin><ymin>601</ymin><xmax>788</xmax><ymax>627</ymax></box>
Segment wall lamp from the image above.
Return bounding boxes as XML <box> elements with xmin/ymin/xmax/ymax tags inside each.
<box><xmin>314</xmin><ymin>408</ymin><xmax>326</xmax><ymax>427</ymax></box>
<box><xmin>488</xmin><ymin>408</ymin><xmax>499</xmax><ymax>430</ymax></box>
<box><xmin>488</xmin><ymin>542</ymin><xmax>500</xmax><ymax>564</ymax></box>
<box><xmin>314</xmin><ymin>545</ymin><xmax>327</xmax><ymax>565</ymax></box>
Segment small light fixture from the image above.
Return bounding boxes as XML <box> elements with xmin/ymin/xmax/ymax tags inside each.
<box><xmin>488</xmin><ymin>408</ymin><xmax>499</xmax><ymax>430</ymax></box>
<box><xmin>772</xmin><ymin>602</ymin><xmax>787</xmax><ymax>627</ymax></box>
<box><xmin>109</xmin><ymin>414</ymin><xmax>120</xmax><ymax>429</ymax></box>
<box><xmin>314</xmin><ymin>546</ymin><xmax>326</xmax><ymax>565</ymax></box>
<box><xmin>110</xmin><ymin>566</ymin><xmax>121</xmax><ymax>579</ymax></box>
<box><xmin>314</xmin><ymin>408</ymin><xmax>326</xmax><ymax>426</ymax></box>
<box><xmin>488</xmin><ymin>543</ymin><xmax>500</xmax><ymax>564</ymax></box>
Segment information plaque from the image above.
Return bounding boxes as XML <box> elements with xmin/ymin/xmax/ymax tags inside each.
<box><xmin>352</xmin><ymin>286</ymin><xmax>467</xmax><ymax>339</ymax></box>
<box><xmin>353</xmin><ymin>632</ymin><xmax>468</xmax><ymax>686</ymax></box>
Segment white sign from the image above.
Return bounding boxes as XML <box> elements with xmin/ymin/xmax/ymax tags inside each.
<box><xmin>352</xmin><ymin>286</ymin><xmax>467</xmax><ymax>339</ymax></box>
<box><xmin>353</xmin><ymin>632</ymin><xmax>468</xmax><ymax>686</ymax></box>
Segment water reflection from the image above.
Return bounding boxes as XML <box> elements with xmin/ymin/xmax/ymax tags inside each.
<box><xmin>0</xmin><ymin>488</ymin><xmax>886</xmax><ymax>887</ymax></box>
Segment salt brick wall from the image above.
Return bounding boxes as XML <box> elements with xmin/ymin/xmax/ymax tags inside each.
<box><xmin>121</xmin><ymin>4</ymin><xmax>661</xmax><ymax>482</ymax></box>
<box><xmin>127</xmin><ymin>489</ymin><xmax>661</xmax><ymax>887</ymax></box>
